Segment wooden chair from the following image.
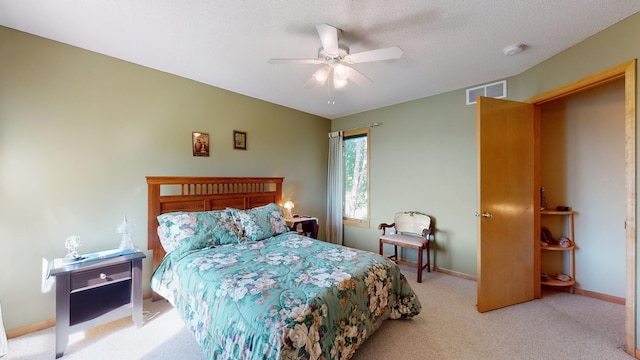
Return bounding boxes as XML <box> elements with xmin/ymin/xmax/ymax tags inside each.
<box><xmin>379</xmin><ymin>211</ymin><xmax>433</xmax><ymax>283</ymax></box>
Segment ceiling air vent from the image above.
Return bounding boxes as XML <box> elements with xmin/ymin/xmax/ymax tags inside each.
<box><xmin>466</xmin><ymin>80</ymin><xmax>506</xmax><ymax>105</ymax></box>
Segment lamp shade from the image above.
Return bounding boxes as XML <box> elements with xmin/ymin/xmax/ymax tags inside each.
<box><xmin>283</xmin><ymin>201</ymin><xmax>295</xmax><ymax>218</ymax></box>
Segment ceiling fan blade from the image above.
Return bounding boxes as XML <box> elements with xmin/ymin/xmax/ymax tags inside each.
<box><xmin>316</xmin><ymin>23</ymin><xmax>339</xmax><ymax>57</ymax></box>
<box><xmin>344</xmin><ymin>46</ymin><xmax>403</xmax><ymax>64</ymax></box>
<box><xmin>268</xmin><ymin>58</ymin><xmax>322</xmax><ymax>64</ymax></box>
<box><xmin>346</xmin><ymin>66</ymin><xmax>373</xmax><ymax>86</ymax></box>
<box><xmin>303</xmin><ymin>78</ymin><xmax>319</xmax><ymax>89</ymax></box>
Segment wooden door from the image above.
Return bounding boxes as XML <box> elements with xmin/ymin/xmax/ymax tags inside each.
<box><xmin>477</xmin><ymin>96</ymin><xmax>536</xmax><ymax>312</ymax></box>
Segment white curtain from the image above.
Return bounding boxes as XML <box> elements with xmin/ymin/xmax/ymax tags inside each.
<box><xmin>326</xmin><ymin>131</ymin><xmax>343</xmax><ymax>245</ymax></box>
<box><xmin>0</xmin><ymin>303</ymin><xmax>7</xmax><ymax>358</ymax></box>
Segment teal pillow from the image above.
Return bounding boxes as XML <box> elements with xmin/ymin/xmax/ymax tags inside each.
<box><xmin>231</xmin><ymin>203</ymin><xmax>289</xmax><ymax>242</ymax></box>
<box><xmin>202</xmin><ymin>209</ymin><xmax>242</xmax><ymax>246</ymax></box>
<box><xmin>156</xmin><ymin>209</ymin><xmax>240</xmax><ymax>254</ymax></box>
<box><xmin>156</xmin><ymin>212</ymin><xmax>199</xmax><ymax>254</ymax></box>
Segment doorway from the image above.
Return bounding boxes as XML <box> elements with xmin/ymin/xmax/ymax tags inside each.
<box><xmin>539</xmin><ymin>79</ymin><xmax>626</xmax><ymax>302</ymax></box>
<box><xmin>526</xmin><ymin>60</ymin><xmax>636</xmax><ymax>355</ymax></box>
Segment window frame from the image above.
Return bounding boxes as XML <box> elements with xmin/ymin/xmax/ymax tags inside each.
<box><xmin>342</xmin><ymin>128</ymin><xmax>370</xmax><ymax>228</ymax></box>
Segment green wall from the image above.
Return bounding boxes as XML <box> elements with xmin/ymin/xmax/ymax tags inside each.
<box><xmin>335</xmin><ymin>91</ymin><xmax>479</xmax><ymax>276</ymax></box>
<box><xmin>0</xmin><ymin>27</ymin><xmax>330</xmax><ymax>330</ymax></box>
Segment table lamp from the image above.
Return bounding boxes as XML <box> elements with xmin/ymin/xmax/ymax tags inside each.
<box><xmin>284</xmin><ymin>201</ymin><xmax>295</xmax><ymax>219</ymax></box>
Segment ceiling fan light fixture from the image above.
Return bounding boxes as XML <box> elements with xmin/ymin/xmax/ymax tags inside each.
<box><xmin>333</xmin><ymin>63</ymin><xmax>350</xmax><ymax>81</ymax></box>
<box><xmin>314</xmin><ymin>66</ymin><xmax>330</xmax><ymax>82</ymax></box>
<box><xmin>334</xmin><ymin>78</ymin><xmax>348</xmax><ymax>89</ymax></box>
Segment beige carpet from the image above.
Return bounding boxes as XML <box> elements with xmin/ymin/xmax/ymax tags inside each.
<box><xmin>6</xmin><ymin>267</ymin><xmax>634</xmax><ymax>360</ymax></box>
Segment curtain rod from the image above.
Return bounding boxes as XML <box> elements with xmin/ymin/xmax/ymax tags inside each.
<box><xmin>328</xmin><ymin>122</ymin><xmax>382</xmax><ymax>137</ymax></box>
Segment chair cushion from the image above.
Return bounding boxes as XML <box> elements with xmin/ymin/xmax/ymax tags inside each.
<box><xmin>394</xmin><ymin>211</ymin><xmax>431</xmax><ymax>235</ymax></box>
<box><xmin>380</xmin><ymin>234</ymin><xmax>427</xmax><ymax>249</ymax></box>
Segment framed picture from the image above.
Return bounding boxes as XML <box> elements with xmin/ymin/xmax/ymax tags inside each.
<box><xmin>233</xmin><ymin>130</ymin><xmax>247</xmax><ymax>150</ymax></box>
<box><xmin>192</xmin><ymin>132</ymin><xmax>209</xmax><ymax>157</ymax></box>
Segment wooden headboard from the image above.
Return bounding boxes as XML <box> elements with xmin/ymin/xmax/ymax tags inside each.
<box><xmin>146</xmin><ymin>176</ymin><xmax>284</xmax><ymax>273</ymax></box>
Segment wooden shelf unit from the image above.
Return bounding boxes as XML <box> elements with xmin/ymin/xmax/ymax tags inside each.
<box><xmin>540</xmin><ymin>210</ymin><xmax>575</xmax><ymax>292</ymax></box>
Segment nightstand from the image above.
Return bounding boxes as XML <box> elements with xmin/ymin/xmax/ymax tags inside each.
<box><xmin>49</xmin><ymin>251</ymin><xmax>145</xmax><ymax>358</ymax></box>
<box><xmin>286</xmin><ymin>216</ymin><xmax>319</xmax><ymax>239</ymax></box>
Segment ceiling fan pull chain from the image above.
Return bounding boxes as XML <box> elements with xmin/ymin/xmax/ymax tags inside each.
<box><xmin>327</xmin><ymin>68</ymin><xmax>335</xmax><ymax>104</ymax></box>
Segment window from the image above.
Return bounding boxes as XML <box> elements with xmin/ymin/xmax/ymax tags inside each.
<box><xmin>343</xmin><ymin>129</ymin><xmax>369</xmax><ymax>227</ymax></box>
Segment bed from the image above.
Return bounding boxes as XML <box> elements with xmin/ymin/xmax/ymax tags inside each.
<box><xmin>147</xmin><ymin>176</ymin><xmax>421</xmax><ymax>360</ymax></box>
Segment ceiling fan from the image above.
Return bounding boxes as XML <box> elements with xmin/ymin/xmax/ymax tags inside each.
<box><xmin>268</xmin><ymin>23</ymin><xmax>403</xmax><ymax>104</ymax></box>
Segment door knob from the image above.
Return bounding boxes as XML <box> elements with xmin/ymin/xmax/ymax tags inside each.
<box><xmin>475</xmin><ymin>212</ymin><xmax>492</xmax><ymax>218</ymax></box>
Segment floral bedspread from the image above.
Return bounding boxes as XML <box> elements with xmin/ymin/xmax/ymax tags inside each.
<box><xmin>151</xmin><ymin>232</ymin><xmax>421</xmax><ymax>360</ymax></box>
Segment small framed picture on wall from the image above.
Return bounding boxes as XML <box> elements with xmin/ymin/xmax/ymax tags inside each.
<box><xmin>233</xmin><ymin>130</ymin><xmax>247</xmax><ymax>150</ymax></box>
<box><xmin>192</xmin><ymin>132</ymin><xmax>209</xmax><ymax>157</ymax></box>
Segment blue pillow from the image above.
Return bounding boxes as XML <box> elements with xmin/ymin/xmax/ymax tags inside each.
<box><xmin>156</xmin><ymin>209</ymin><xmax>241</xmax><ymax>254</ymax></box>
<box><xmin>203</xmin><ymin>209</ymin><xmax>243</xmax><ymax>246</ymax></box>
<box><xmin>231</xmin><ymin>203</ymin><xmax>289</xmax><ymax>242</ymax></box>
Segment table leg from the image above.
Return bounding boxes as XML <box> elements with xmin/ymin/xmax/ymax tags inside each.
<box><xmin>55</xmin><ymin>274</ymin><xmax>70</xmax><ymax>358</ymax></box>
<box><xmin>131</xmin><ymin>259</ymin><xmax>143</xmax><ymax>327</ymax></box>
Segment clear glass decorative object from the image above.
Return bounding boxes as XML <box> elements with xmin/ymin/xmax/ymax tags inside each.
<box><xmin>64</xmin><ymin>236</ymin><xmax>81</xmax><ymax>259</ymax></box>
<box><xmin>117</xmin><ymin>216</ymin><xmax>135</xmax><ymax>251</ymax></box>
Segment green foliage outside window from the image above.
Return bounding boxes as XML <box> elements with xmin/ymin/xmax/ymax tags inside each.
<box><xmin>344</xmin><ymin>132</ymin><xmax>368</xmax><ymax>221</ymax></box>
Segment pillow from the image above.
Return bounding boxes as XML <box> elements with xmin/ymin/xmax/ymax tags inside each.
<box><xmin>231</xmin><ymin>203</ymin><xmax>289</xmax><ymax>242</ymax></box>
<box><xmin>156</xmin><ymin>209</ymin><xmax>240</xmax><ymax>254</ymax></box>
<box><xmin>203</xmin><ymin>209</ymin><xmax>242</xmax><ymax>246</ymax></box>
<box><xmin>156</xmin><ymin>212</ymin><xmax>197</xmax><ymax>254</ymax></box>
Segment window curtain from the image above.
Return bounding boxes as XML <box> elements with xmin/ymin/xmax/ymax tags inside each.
<box><xmin>326</xmin><ymin>131</ymin><xmax>343</xmax><ymax>245</ymax></box>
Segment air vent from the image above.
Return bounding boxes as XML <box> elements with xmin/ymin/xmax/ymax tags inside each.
<box><xmin>466</xmin><ymin>80</ymin><xmax>506</xmax><ymax>105</ymax></box>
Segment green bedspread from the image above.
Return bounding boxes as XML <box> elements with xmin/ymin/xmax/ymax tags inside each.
<box><xmin>151</xmin><ymin>232</ymin><xmax>421</xmax><ymax>360</ymax></box>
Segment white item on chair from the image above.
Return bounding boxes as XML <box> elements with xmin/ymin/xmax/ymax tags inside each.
<box><xmin>0</xmin><ymin>303</ymin><xmax>8</xmax><ymax>357</ymax></box>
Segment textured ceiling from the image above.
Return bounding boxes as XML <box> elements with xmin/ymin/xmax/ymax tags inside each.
<box><xmin>1</xmin><ymin>1</ymin><xmax>639</xmax><ymax>119</ymax></box>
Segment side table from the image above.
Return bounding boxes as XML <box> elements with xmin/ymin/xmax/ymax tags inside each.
<box><xmin>49</xmin><ymin>251</ymin><xmax>145</xmax><ymax>358</ymax></box>
<box><xmin>286</xmin><ymin>216</ymin><xmax>319</xmax><ymax>239</ymax></box>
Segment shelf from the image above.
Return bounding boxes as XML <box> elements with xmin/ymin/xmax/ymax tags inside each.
<box><xmin>540</xmin><ymin>208</ymin><xmax>575</xmax><ymax>294</ymax></box>
<box><xmin>70</xmin><ymin>280</ymin><xmax>132</xmax><ymax>325</ymax></box>
<box><xmin>541</xmin><ymin>244</ymin><xmax>574</xmax><ymax>251</ymax></box>
<box><xmin>541</xmin><ymin>210</ymin><xmax>574</xmax><ymax>215</ymax></box>
<box><xmin>541</xmin><ymin>278</ymin><xmax>575</xmax><ymax>287</ymax></box>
